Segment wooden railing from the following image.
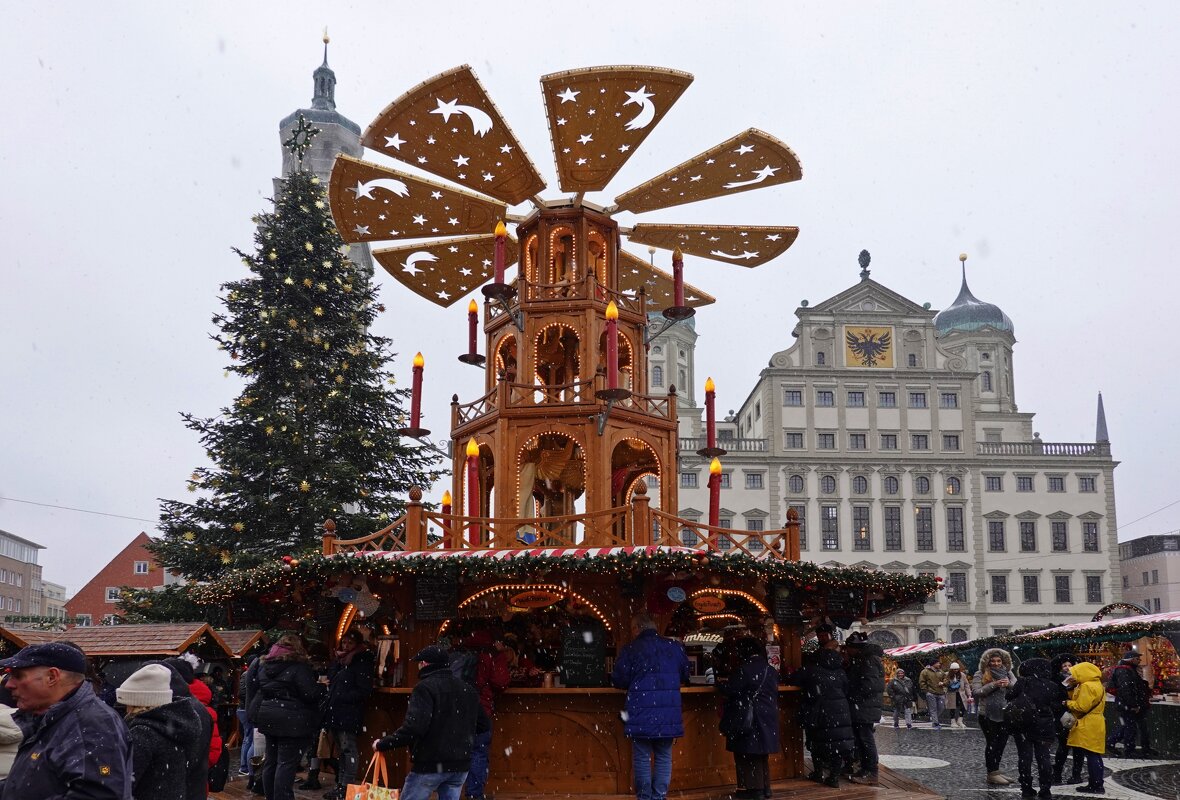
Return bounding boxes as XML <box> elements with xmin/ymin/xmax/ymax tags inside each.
<box><xmin>507</xmin><ymin>377</ymin><xmax>595</xmax><ymax>407</ymax></box>
<box><xmin>454</xmin><ymin>387</ymin><xmax>497</xmax><ymax>426</ymax></box>
<box><xmin>324</xmin><ymin>485</ymin><xmax>800</xmax><ymax>560</ymax></box>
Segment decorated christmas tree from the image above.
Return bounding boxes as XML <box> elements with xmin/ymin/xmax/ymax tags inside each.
<box><xmin>147</xmin><ymin>120</ymin><xmax>442</xmax><ymax>583</ymax></box>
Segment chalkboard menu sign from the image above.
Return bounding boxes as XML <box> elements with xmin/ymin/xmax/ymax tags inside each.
<box><xmin>826</xmin><ymin>589</ymin><xmax>863</xmax><ymax>629</ymax></box>
<box><xmin>559</xmin><ymin>622</ymin><xmax>607</xmax><ymax>687</ymax></box>
<box><xmin>414</xmin><ymin>576</ymin><xmax>458</xmax><ymax>621</ymax></box>
<box><xmin>770</xmin><ymin>584</ymin><xmax>803</xmax><ymax>625</ymax></box>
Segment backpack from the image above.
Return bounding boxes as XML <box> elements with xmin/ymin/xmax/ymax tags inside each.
<box><xmin>450</xmin><ymin>649</ymin><xmax>479</xmax><ymax>686</ymax></box>
<box><xmin>1003</xmin><ymin>691</ymin><xmax>1036</xmax><ymax>733</ymax></box>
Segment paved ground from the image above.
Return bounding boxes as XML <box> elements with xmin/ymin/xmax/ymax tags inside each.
<box><xmin>877</xmin><ymin>719</ymin><xmax>1179</xmax><ymax>800</ymax></box>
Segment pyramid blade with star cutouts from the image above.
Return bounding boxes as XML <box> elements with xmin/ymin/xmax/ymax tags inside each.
<box><xmin>361</xmin><ymin>65</ymin><xmax>547</xmax><ymax>206</ymax></box>
<box><xmin>626</xmin><ymin>223</ymin><xmax>799</xmax><ymax>268</ymax></box>
<box><xmin>613</xmin><ymin>129</ymin><xmax>802</xmax><ymax>213</ymax></box>
<box><xmin>371</xmin><ymin>234</ymin><xmax>521</xmax><ymax>308</ymax></box>
<box><xmin>540</xmin><ymin>65</ymin><xmax>694</xmax><ymax>193</ymax></box>
<box><xmin>617</xmin><ymin>250</ymin><xmax>714</xmax><ymax>310</ymax></box>
<box><xmin>329</xmin><ymin>155</ymin><xmax>507</xmax><ymax>244</ymax></box>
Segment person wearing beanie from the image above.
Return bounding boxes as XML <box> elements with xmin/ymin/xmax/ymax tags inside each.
<box><xmin>945</xmin><ymin>662</ymin><xmax>973</xmax><ymax>729</ymax></box>
<box><xmin>119</xmin><ymin>664</ymin><xmax>205</xmax><ymax>800</ymax></box>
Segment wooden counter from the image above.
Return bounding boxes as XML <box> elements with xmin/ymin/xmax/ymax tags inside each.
<box><xmin>365</xmin><ymin>685</ymin><xmax>803</xmax><ymax>797</ymax></box>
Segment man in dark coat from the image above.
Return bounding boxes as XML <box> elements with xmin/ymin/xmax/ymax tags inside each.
<box><xmin>1005</xmin><ymin>658</ymin><xmax>1066</xmax><ymax>799</ymax></box>
<box><xmin>154</xmin><ymin>659</ymin><xmax>214</xmax><ymax>800</ymax></box>
<box><xmin>1109</xmin><ymin>652</ymin><xmax>1154</xmax><ymax>756</ymax></box>
<box><xmin>322</xmin><ymin>630</ymin><xmax>376</xmax><ymax>800</ymax></box>
<box><xmin>374</xmin><ymin>646</ymin><xmax>490</xmax><ymax>800</ymax></box>
<box><xmin>1</xmin><ymin>642</ymin><xmax>133</xmax><ymax>800</ymax></box>
<box><xmin>448</xmin><ymin>630</ymin><xmax>510</xmax><ymax>800</ymax></box>
<box><xmin>611</xmin><ymin>613</ymin><xmax>691</xmax><ymax>800</ymax></box>
<box><xmin>787</xmin><ymin>645</ymin><xmax>855</xmax><ymax>788</ymax></box>
<box><xmin>1049</xmin><ymin>654</ymin><xmax>1083</xmax><ymax>784</ymax></box>
<box><xmin>718</xmin><ymin>637</ymin><xmax>779</xmax><ymax>800</ymax></box>
<box><xmin>844</xmin><ymin>632</ymin><xmax>885</xmax><ymax>785</ymax></box>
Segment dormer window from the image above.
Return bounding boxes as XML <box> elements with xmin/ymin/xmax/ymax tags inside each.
<box><xmin>816</xmin><ymin>352</ymin><xmax>826</xmax><ymax>366</ymax></box>
<box><xmin>981</xmin><ymin>371</ymin><xmax>993</xmax><ymax>392</ymax></box>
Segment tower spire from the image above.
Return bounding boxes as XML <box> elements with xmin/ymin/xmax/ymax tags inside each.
<box><xmin>312</xmin><ymin>29</ymin><xmax>336</xmax><ymax>111</ymax></box>
<box><xmin>1096</xmin><ymin>391</ymin><xmax>1109</xmax><ymax>443</ymax></box>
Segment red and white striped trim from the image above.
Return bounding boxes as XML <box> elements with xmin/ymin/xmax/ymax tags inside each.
<box><xmin>885</xmin><ymin>642</ymin><xmax>947</xmax><ymax>657</ymax></box>
<box><xmin>351</xmin><ymin>545</ymin><xmax>699</xmax><ymax>561</ymax></box>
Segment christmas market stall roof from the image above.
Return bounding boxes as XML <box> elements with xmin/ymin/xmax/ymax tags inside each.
<box><xmin>884</xmin><ymin>611</ymin><xmax>1180</xmax><ymax>662</ymax></box>
<box><xmin>215</xmin><ymin>629</ymin><xmax>267</xmax><ymax>658</ymax></box>
<box><xmin>0</xmin><ymin>623</ymin><xmax>234</xmax><ymax>660</ymax></box>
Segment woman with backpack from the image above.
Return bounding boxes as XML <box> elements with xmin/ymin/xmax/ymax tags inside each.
<box><xmin>718</xmin><ymin>637</ymin><xmax>780</xmax><ymax>800</ymax></box>
<box><xmin>973</xmin><ymin>648</ymin><xmax>1016</xmax><ymax>786</ymax></box>
<box><xmin>1004</xmin><ymin>658</ymin><xmax>1066</xmax><ymax>799</ymax></box>
<box><xmin>251</xmin><ymin>634</ymin><xmax>324</xmax><ymax>800</ymax></box>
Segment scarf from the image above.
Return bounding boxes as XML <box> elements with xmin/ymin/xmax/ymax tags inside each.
<box><xmin>266</xmin><ymin>643</ymin><xmax>295</xmax><ymax>661</ymax></box>
<box><xmin>335</xmin><ymin>644</ymin><xmax>362</xmax><ymax>667</ymax></box>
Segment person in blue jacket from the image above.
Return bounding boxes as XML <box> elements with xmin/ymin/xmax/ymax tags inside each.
<box><xmin>611</xmin><ymin>612</ymin><xmax>691</xmax><ymax>800</ymax></box>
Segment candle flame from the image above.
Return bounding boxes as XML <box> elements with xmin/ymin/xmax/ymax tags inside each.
<box><xmin>605</xmin><ymin>301</ymin><xmax>619</xmax><ymax>321</ymax></box>
<box><xmin>495</xmin><ymin>220</ymin><xmax>507</xmax><ymax>237</ymax></box>
<box><xmin>442</xmin><ymin>490</ymin><xmax>452</xmax><ymax>505</ymax></box>
<box><xmin>468</xmin><ymin>299</ymin><xmax>478</xmax><ymax>313</ymax></box>
<box><xmin>466</xmin><ymin>438</ymin><xmax>480</xmax><ymax>458</ymax></box>
<box><xmin>710</xmin><ymin>457</ymin><xmax>722</xmax><ymax>476</ymax></box>
<box><xmin>413</xmin><ymin>352</ymin><xmax>424</xmax><ymax>368</ymax></box>
<box><xmin>705</xmin><ymin>376</ymin><xmax>715</xmax><ymax>393</ymax></box>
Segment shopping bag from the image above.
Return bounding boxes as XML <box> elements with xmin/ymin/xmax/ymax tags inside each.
<box><xmin>347</xmin><ymin>752</ymin><xmax>397</xmax><ymax>800</ymax></box>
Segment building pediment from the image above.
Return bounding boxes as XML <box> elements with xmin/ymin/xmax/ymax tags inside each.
<box><xmin>679</xmin><ymin>507</ymin><xmax>703</xmax><ymax>517</ymax></box>
<box><xmin>1078</xmin><ymin>511</ymin><xmax>1103</xmax><ymax>520</ymax></box>
<box><xmin>912</xmin><ymin>560</ymin><xmax>941</xmax><ymax>570</ymax></box>
<box><xmin>946</xmin><ymin>560</ymin><xmax>972</xmax><ymax>569</ymax></box>
<box><xmin>1016</xmin><ymin>511</ymin><xmax>1041</xmax><ymax>520</ymax></box>
<box><xmin>882</xmin><ymin>561</ymin><xmax>910</xmax><ymax>571</ymax></box>
<box><xmin>1048</xmin><ymin>511</ymin><xmax>1073</xmax><ymax>520</ymax></box>
<box><xmin>984</xmin><ymin>510</ymin><xmax>1010</xmax><ymax>519</ymax></box>
<box><xmin>853</xmin><ymin>560</ymin><xmax>877</xmax><ymax>570</ymax></box>
<box><xmin>805</xmin><ymin>279</ymin><xmax>933</xmax><ymax>318</ymax></box>
<box><xmin>743</xmin><ymin>508</ymin><xmax>769</xmax><ymax>518</ymax></box>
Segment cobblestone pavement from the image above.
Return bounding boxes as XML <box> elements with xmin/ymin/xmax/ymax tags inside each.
<box><xmin>876</xmin><ymin>720</ymin><xmax>1179</xmax><ymax>800</ymax></box>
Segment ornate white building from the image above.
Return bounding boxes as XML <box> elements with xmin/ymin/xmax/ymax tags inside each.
<box><xmin>662</xmin><ymin>254</ymin><xmax>1120</xmax><ymax>647</ymax></box>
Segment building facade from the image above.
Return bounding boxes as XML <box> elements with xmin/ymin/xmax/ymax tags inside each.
<box><xmin>64</xmin><ymin>532</ymin><xmax>172</xmax><ymax>626</ymax></box>
<box><xmin>668</xmin><ymin>257</ymin><xmax>1120</xmax><ymax>646</ymax></box>
<box><xmin>40</xmin><ymin>580</ymin><xmax>68</xmax><ymax>622</ymax></box>
<box><xmin>0</xmin><ymin>529</ymin><xmax>44</xmax><ymax>623</ymax></box>
<box><xmin>1120</xmin><ymin>534</ymin><xmax>1180</xmax><ymax>613</ymax></box>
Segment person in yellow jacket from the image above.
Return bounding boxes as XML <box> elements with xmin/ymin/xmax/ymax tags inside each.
<box><xmin>1065</xmin><ymin>662</ymin><xmax>1106</xmax><ymax>794</ymax></box>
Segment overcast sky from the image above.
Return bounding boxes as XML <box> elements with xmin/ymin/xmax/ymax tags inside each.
<box><xmin>4</xmin><ymin>2</ymin><xmax>1178</xmax><ymax>595</ymax></box>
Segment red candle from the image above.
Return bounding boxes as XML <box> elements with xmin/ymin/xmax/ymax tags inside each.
<box><xmin>704</xmin><ymin>376</ymin><xmax>716</xmax><ymax>451</ymax></box>
<box><xmin>441</xmin><ymin>489</ymin><xmax>453</xmax><ymax>548</ymax></box>
<box><xmin>672</xmin><ymin>247</ymin><xmax>685</xmax><ymax>308</ymax></box>
<box><xmin>465</xmin><ymin>438</ymin><xmax>480</xmax><ymax>546</ymax></box>
<box><xmin>493</xmin><ymin>220</ymin><xmax>507</xmax><ymax>284</ymax></box>
<box><xmin>708</xmin><ymin>457</ymin><xmax>722</xmax><ymax>536</ymax></box>
<box><xmin>467</xmin><ymin>299</ymin><xmax>479</xmax><ymax>355</ymax></box>
<box><xmin>605</xmin><ymin>301</ymin><xmax>619</xmax><ymax>390</ymax></box>
<box><xmin>410</xmin><ymin>352</ymin><xmax>424</xmax><ymax>429</ymax></box>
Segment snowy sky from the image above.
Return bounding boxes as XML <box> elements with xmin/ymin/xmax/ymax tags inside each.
<box><xmin>4</xmin><ymin>2</ymin><xmax>1178</xmax><ymax>595</ymax></box>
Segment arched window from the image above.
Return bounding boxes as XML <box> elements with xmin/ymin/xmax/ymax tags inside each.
<box><xmin>852</xmin><ymin>476</ymin><xmax>868</xmax><ymax>495</ymax></box>
<box><xmin>820</xmin><ymin>475</ymin><xmax>837</xmax><ymax>494</ymax></box>
<box><xmin>946</xmin><ymin>476</ymin><xmax>961</xmax><ymax>495</ymax></box>
<box><xmin>915</xmin><ymin>476</ymin><xmax>931</xmax><ymax>494</ymax></box>
<box><xmin>918</xmin><ymin>629</ymin><xmax>936</xmax><ymax>643</ymax></box>
<box><xmin>652</xmin><ymin>365</ymin><xmax>663</xmax><ymax>387</ymax></box>
<box><xmin>788</xmin><ymin>475</ymin><xmax>804</xmax><ymax>493</ymax></box>
<box><xmin>908</xmin><ymin>353</ymin><xmax>918</xmax><ymax>367</ymax></box>
<box><xmin>816</xmin><ymin>351</ymin><xmax>826</xmax><ymax>366</ymax></box>
<box><xmin>951</xmin><ymin>628</ymin><xmax>969</xmax><ymax>643</ymax></box>
<box><xmin>884</xmin><ymin>476</ymin><xmax>899</xmax><ymax>495</ymax></box>
<box><xmin>982</xmin><ymin>370</ymin><xmax>993</xmax><ymax>392</ymax></box>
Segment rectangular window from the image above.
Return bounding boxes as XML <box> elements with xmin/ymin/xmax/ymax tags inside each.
<box><xmin>1023</xmin><ymin>574</ymin><xmax>1040</xmax><ymax>603</ymax></box>
<box><xmin>993</xmin><ymin>626</ymin><xmax>1010</xmax><ymax>636</ymax></box>
<box><xmin>948</xmin><ymin>572</ymin><xmax>968</xmax><ymax>603</ymax></box>
<box><xmin>991</xmin><ymin>575</ymin><xmax>1009</xmax><ymax>603</ymax></box>
<box><xmin>0</xmin><ymin>569</ymin><xmax>6</xmax><ymax>583</ymax></box>
<box><xmin>1048</xmin><ymin>476</ymin><xmax>1066</xmax><ymax>493</ymax></box>
<box><xmin>790</xmin><ymin>505</ymin><xmax>806</xmax><ymax>550</ymax></box>
<box><xmin>1083</xmin><ymin>521</ymin><xmax>1100</xmax><ymax>552</ymax></box>
<box><xmin>1051</xmin><ymin>521</ymin><xmax>1068</xmax><ymax>551</ymax></box>
<box><xmin>908</xmin><ymin>391</ymin><xmax>928</xmax><ymax>408</ymax></box>
<box><xmin>939</xmin><ymin>392</ymin><xmax>959</xmax><ymax>408</ymax></box>
<box><xmin>847</xmin><ymin>391</ymin><xmax>865</xmax><ymax>407</ymax></box>
<box><xmin>746</xmin><ymin>518</ymin><xmax>765</xmax><ymax>532</ymax></box>
<box><xmin>680</xmin><ymin>527</ymin><xmax>699</xmax><ymax>546</ymax></box>
<box><xmin>946</xmin><ymin>507</ymin><xmax>965</xmax><ymax>551</ymax></box>
<box><xmin>817</xmin><ymin>433</ymin><xmax>836</xmax><ymax>450</ymax></box>
<box><xmin>821</xmin><ymin>505</ymin><xmax>839</xmax><ymax>551</ymax></box>
<box><xmin>745</xmin><ymin>473</ymin><xmax>764</xmax><ymax>490</ymax></box>
<box><xmin>1155</xmin><ymin>597</ymin><xmax>1162</xmax><ymax>612</ymax></box>
<box><xmin>915</xmin><ymin>506</ymin><xmax>934</xmax><ymax>551</ymax></box>
<box><xmin>911</xmin><ymin>434</ymin><xmax>929</xmax><ymax>450</ymax></box>
<box><xmin>1153</xmin><ymin>569</ymin><xmax>1160</xmax><ymax>584</ymax></box>
<box><xmin>884</xmin><ymin>506</ymin><xmax>903</xmax><ymax>551</ymax></box>
<box><xmin>1079</xmin><ymin>475</ymin><xmax>1097</xmax><ymax>493</ymax></box>
<box><xmin>719</xmin><ymin>473</ymin><xmax>731</xmax><ymax>489</ymax></box>
<box><xmin>1019</xmin><ymin>520</ymin><xmax>1037</xmax><ymax>552</ymax></box>
<box><xmin>680</xmin><ymin>472</ymin><xmax>698</xmax><ymax>488</ymax></box>
<box><xmin>985</xmin><ymin>475</ymin><xmax>1003</xmax><ymax>492</ymax></box>
<box><xmin>784</xmin><ymin>389</ymin><xmax>803</xmax><ymax>406</ymax></box>
<box><xmin>76</xmin><ymin>614</ymin><xmax>92</xmax><ymax>627</ymax></box>
<box><xmin>1055</xmin><ymin>575</ymin><xmax>1072</xmax><ymax>603</ymax></box>
<box><xmin>1143</xmin><ymin>571</ymin><xmax>1150</xmax><ymax>586</ymax></box>
<box><xmin>1086</xmin><ymin>575</ymin><xmax>1103</xmax><ymax>604</ymax></box>
<box><xmin>853</xmin><ymin>505</ymin><xmax>871</xmax><ymax>551</ymax></box>
<box><xmin>1123</xmin><ymin>575</ymin><xmax>1129</xmax><ymax>589</ymax></box>
<box><xmin>878</xmin><ymin>391</ymin><xmax>897</xmax><ymax>408</ymax></box>
<box><xmin>849</xmin><ymin>433</ymin><xmax>867</xmax><ymax>450</ymax></box>
<box><xmin>942</xmin><ymin>434</ymin><xmax>961</xmax><ymax>451</ymax></box>
<box><xmin>1016</xmin><ymin>475</ymin><xmax>1034</xmax><ymax>492</ymax></box>
<box><xmin>816</xmin><ymin>390</ymin><xmax>835</xmax><ymax>407</ymax></box>
<box><xmin>13</xmin><ymin>599</ymin><xmax>19</xmax><ymax>613</ymax></box>
<box><xmin>105</xmin><ymin>587</ymin><xmax>121</xmax><ymax>603</ymax></box>
<box><xmin>880</xmin><ymin>433</ymin><xmax>898</xmax><ymax>450</ymax></box>
<box><xmin>988</xmin><ymin>520</ymin><xmax>1006</xmax><ymax>551</ymax></box>
<box><xmin>784</xmin><ymin>432</ymin><xmax>804</xmax><ymax>449</ymax></box>
<box><xmin>133</xmin><ymin>561</ymin><xmax>149</xmax><ymax>575</ymax></box>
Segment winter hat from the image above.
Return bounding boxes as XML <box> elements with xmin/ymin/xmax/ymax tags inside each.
<box><xmin>117</xmin><ymin>664</ymin><xmax>175</xmax><ymax>708</ymax></box>
<box><xmin>949</xmin><ymin>662</ymin><xmax>961</xmax><ymax>670</ymax></box>
<box><xmin>412</xmin><ymin>645</ymin><xmax>450</xmax><ymax>666</ymax></box>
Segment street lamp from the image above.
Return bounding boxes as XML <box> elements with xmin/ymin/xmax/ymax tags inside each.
<box><xmin>945</xmin><ymin>585</ymin><xmax>955</xmax><ymax>641</ymax></box>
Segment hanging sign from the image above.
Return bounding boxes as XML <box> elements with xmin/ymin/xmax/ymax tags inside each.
<box><xmin>692</xmin><ymin>594</ymin><xmax>726</xmax><ymax>613</ymax></box>
<box><xmin>510</xmin><ymin>589</ymin><xmax>564</xmax><ymax>608</ymax></box>
<box><xmin>666</xmin><ymin>586</ymin><xmax>687</xmax><ymax>603</ymax></box>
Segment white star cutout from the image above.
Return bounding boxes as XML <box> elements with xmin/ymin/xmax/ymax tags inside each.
<box><xmin>577</xmin><ymin>158</ymin><xmax>588</xmax><ymax>165</ymax></box>
<box><xmin>417</xmin><ymin>156</ymin><xmax>428</xmax><ymax>164</ymax></box>
<box><xmin>481</xmin><ymin>259</ymin><xmax>492</xmax><ymax>267</ymax></box>
<box><xmin>352</xmin><ymin>182</ymin><xmax>375</xmax><ymax>199</ymax></box>
<box><xmin>618</xmin><ymin>144</ymin><xmax>630</xmax><ymax>153</ymax></box>
<box><xmin>557</xmin><ymin>118</ymin><xmax>567</xmax><ymax>126</ymax></box>
<box><xmin>426</xmin><ymin>136</ymin><xmax>436</xmax><ymax>145</ymax></box>
<box><xmin>453</xmin><ymin>155</ymin><xmax>470</xmax><ymax>167</ymax></box>
<box><xmin>430</xmin><ymin>98</ymin><xmax>462</xmax><ymax>123</ymax></box>
<box><xmin>448</xmin><ymin>217</ymin><xmax>459</xmax><ymax>225</ymax></box>
<box><xmin>437</xmin><ymin>290</ymin><xmax>451</xmax><ymax>300</ymax></box>
<box><xmin>353</xmin><ymin>225</ymin><xmax>370</xmax><ymax>235</ymax></box>
<box><xmin>578</xmin><ymin>133</ymin><xmax>594</xmax><ymax>144</ymax></box>
<box><xmin>431</xmin><ymin>191</ymin><xmax>442</xmax><ymax>199</ymax></box>
<box><xmin>705</xmin><ymin>158</ymin><xmax>715</xmax><ymax>165</ymax></box>
<box><xmin>449</xmin><ymin>246</ymin><xmax>459</xmax><ymax>253</ymax></box>
<box><xmin>766</xmin><ymin>234</ymin><xmax>782</xmax><ymax>241</ymax></box>
<box><xmin>557</xmin><ymin>88</ymin><xmax>580</xmax><ymax>103</ymax></box>
<box><xmin>412</xmin><ymin>214</ymin><xmax>427</xmax><ymax>225</ymax></box>
<box><xmin>460</xmin><ymin>268</ymin><xmax>472</xmax><ymax>276</ymax></box>
<box><xmin>482</xmin><ymin>172</ymin><xmax>495</xmax><ymax>182</ymax></box>
<box><xmin>587</xmin><ymin>108</ymin><xmax>596</xmax><ymax>116</ymax></box>
<box><xmin>735</xmin><ymin>144</ymin><xmax>755</xmax><ymax>155</ymax></box>
<box><xmin>500</xmin><ymin>144</ymin><xmax>513</xmax><ymax>153</ymax></box>
<box><xmin>384</xmin><ymin>134</ymin><xmax>405</xmax><ymax>150</ymax></box>
<box><xmin>690</xmin><ymin>175</ymin><xmax>702</xmax><ymax>182</ymax></box>
<box><xmin>457</xmin><ymin>173</ymin><xmax>466</xmax><ymax>180</ymax></box>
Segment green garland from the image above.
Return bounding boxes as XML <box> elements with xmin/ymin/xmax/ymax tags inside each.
<box><xmin>191</xmin><ymin>550</ymin><xmax>937</xmax><ymax>609</ymax></box>
<box><xmin>893</xmin><ymin>618</ymin><xmax>1180</xmax><ymax>661</ymax></box>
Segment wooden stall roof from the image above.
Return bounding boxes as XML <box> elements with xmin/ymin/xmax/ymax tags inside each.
<box><xmin>215</xmin><ymin>629</ymin><xmax>266</xmax><ymax>658</ymax></box>
<box><xmin>1</xmin><ymin>623</ymin><xmax>233</xmax><ymax>659</ymax></box>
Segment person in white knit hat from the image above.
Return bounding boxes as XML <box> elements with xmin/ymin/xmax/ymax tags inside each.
<box><xmin>945</xmin><ymin>662</ymin><xmax>974</xmax><ymax>729</ymax></box>
<box><xmin>118</xmin><ymin>663</ymin><xmax>205</xmax><ymax>800</ymax></box>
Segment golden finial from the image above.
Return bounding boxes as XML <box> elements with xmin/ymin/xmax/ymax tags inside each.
<box><xmin>323</xmin><ymin>27</ymin><xmax>330</xmax><ymax>44</ymax></box>
<box><xmin>959</xmin><ymin>253</ymin><xmax>968</xmax><ymax>263</ymax></box>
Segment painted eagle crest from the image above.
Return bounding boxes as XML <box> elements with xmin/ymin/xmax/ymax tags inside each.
<box><xmin>846</xmin><ymin>328</ymin><xmax>891</xmax><ymax>367</ymax></box>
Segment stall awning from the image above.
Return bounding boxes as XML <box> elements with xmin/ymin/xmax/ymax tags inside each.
<box><xmin>363</xmin><ymin>545</ymin><xmax>699</xmax><ymax>561</ymax></box>
<box><xmin>885</xmin><ymin>642</ymin><xmax>948</xmax><ymax>658</ymax></box>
